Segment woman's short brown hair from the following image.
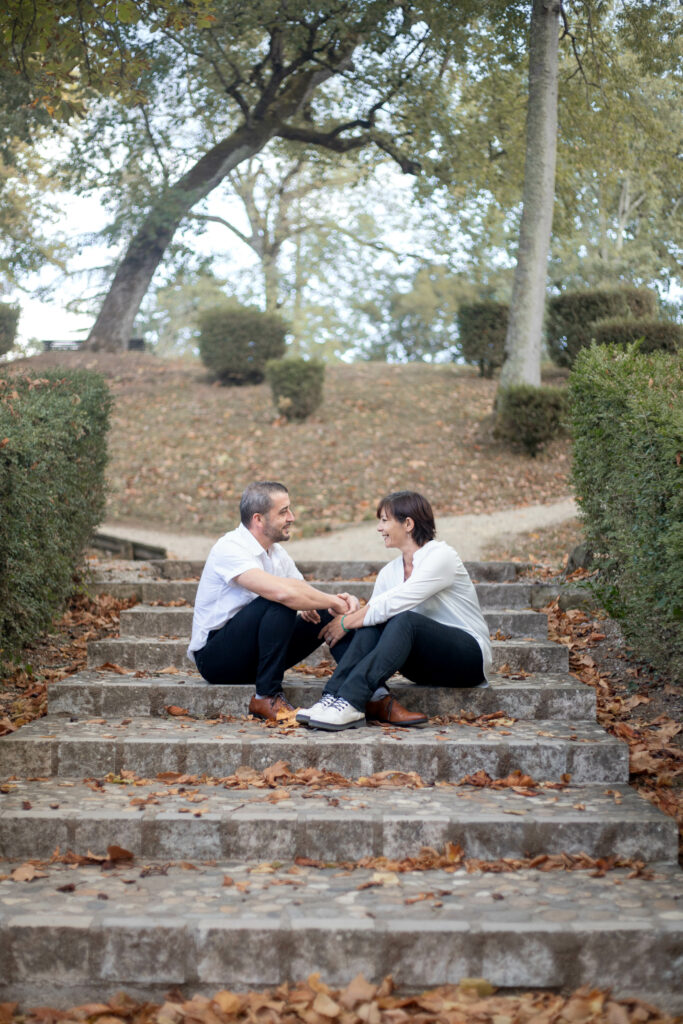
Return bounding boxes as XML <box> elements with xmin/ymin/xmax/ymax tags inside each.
<box><xmin>376</xmin><ymin>490</ymin><xmax>436</xmax><ymax>547</ymax></box>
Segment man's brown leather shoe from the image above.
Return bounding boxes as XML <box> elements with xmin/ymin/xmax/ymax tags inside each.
<box><xmin>365</xmin><ymin>694</ymin><xmax>428</xmax><ymax>727</ymax></box>
<box><xmin>248</xmin><ymin>692</ymin><xmax>295</xmax><ymax>722</ymax></box>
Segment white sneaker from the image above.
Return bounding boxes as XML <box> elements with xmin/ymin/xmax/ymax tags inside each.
<box><xmin>296</xmin><ymin>692</ymin><xmax>336</xmax><ymax>725</ymax></box>
<box><xmin>308</xmin><ymin>697</ymin><xmax>366</xmax><ymax>731</ymax></box>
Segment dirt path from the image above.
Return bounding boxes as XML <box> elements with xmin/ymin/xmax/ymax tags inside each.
<box><xmin>100</xmin><ymin>496</ymin><xmax>578</xmax><ymax>562</ymax></box>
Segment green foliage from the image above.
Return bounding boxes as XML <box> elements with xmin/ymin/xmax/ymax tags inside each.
<box><xmin>591</xmin><ymin>317</ymin><xmax>682</xmax><ymax>354</ymax></box>
<box><xmin>457</xmin><ymin>300</ymin><xmax>509</xmax><ymax>377</ymax></box>
<box><xmin>0</xmin><ymin>303</ymin><xmax>20</xmax><ymax>356</ymax></box>
<box><xmin>198</xmin><ymin>304</ymin><xmax>287</xmax><ymax>385</ymax></box>
<box><xmin>496</xmin><ymin>384</ymin><xmax>569</xmax><ymax>456</ymax></box>
<box><xmin>546</xmin><ymin>287</ymin><xmax>657</xmax><ymax>367</ymax></box>
<box><xmin>570</xmin><ymin>344</ymin><xmax>682</xmax><ymax>679</ymax></box>
<box><xmin>265</xmin><ymin>358</ymin><xmax>325</xmax><ymax>421</ymax></box>
<box><xmin>0</xmin><ymin>369</ymin><xmax>112</xmax><ymax>662</ymax></box>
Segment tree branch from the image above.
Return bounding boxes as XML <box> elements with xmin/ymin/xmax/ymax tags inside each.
<box><xmin>278</xmin><ymin>124</ymin><xmax>420</xmax><ymax>174</ymax></box>
<box><xmin>139</xmin><ymin>104</ymin><xmax>169</xmax><ymax>182</ymax></box>
<box><xmin>190</xmin><ymin>212</ymin><xmax>253</xmax><ymax>248</ymax></box>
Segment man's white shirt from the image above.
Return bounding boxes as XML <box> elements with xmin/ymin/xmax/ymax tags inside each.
<box><xmin>187</xmin><ymin>522</ymin><xmax>303</xmax><ymax>663</ymax></box>
<box><xmin>363</xmin><ymin>539</ymin><xmax>493</xmax><ymax>679</ymax></box>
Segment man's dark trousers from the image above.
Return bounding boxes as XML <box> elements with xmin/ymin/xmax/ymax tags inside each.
<box><xmin>194</xmin><ymin>598</ymin><xmax>349</xmax><ymax>696</ymax></box>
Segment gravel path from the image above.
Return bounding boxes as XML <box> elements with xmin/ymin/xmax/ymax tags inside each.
<box><xmin>100</xmin><ymin>496</ymin><xmax>578</xmax><ymax>562</ymax></box>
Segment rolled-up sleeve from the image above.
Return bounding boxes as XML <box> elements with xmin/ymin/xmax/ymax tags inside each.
<box><xmin>364</xmin><ymin>546</ymin><xmax>459</xmax><ymax>625</ymax></box>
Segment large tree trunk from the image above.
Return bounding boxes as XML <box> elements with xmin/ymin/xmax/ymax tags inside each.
<box><xmin>86</xmin><ymin>124</ymin><xmax>278</xmax><ymax>350</ymax></box>
<box><xmin>498</xmin><ymin>0</ymin><xmax>561</xmax><ymax>391</ymax></box>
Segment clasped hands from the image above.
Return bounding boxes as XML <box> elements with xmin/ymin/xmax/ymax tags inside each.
<box><xmin>300</xmin><ymin>592</ymin><xmax>364</xmax><ymax>649</ymax></box>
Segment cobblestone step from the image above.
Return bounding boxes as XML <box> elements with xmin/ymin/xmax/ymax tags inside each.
<box><xmin>118</xmin><ymin>605</ymin><xmax>549</xmax><ymax>640</ymax></box>
<box><xmin>1</xmin><ymin>860</ymin><xmax>681</xmax><ymax>1009</ymax></box>
<box><xmin>0</xmin><ymin>717</ymin><xmax>628</xmax><ymax>783</ymax></box>
<box><xmin>47</xmin><ymin>671</ymin><xmax>595</xmax><ymax>721</ymax></box>
<box><xmin>89</xmin><ymin>576</ymin><xmax>562</xmax><ymax>609</ymax></box>
<box><xmin>0</xmin><ymin>779</ymin><xmax>674</xmax><ymax>863</ymax></box>
<box><xmin>87</xmin><ymin>636</ymin><xmax>569</xmax><ymax>674</ymax></box>
<box><xmin>128</xmin><ymin>559</ymin><xmax>533</xmax><ymax>583</ymax></box>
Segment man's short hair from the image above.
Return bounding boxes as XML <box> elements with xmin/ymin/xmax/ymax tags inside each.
<box><xmin>240</xmin><ymin>481</ymin><xmax>289</xmax><ymax>526</ymax></box>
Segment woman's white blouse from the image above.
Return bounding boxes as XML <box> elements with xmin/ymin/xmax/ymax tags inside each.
<box><xmin>363</xmin><ymin>539</ymin><xmax>493</xmax><ymax>678</ymax></box>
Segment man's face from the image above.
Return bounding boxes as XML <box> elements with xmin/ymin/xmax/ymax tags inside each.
<box><xmin>260</xmin><ymin>491</ymin><xmax>295</xmax><ymax>544</ymax></box>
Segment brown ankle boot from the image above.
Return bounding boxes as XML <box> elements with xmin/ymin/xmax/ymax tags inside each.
<box><xmin>365</xmin><ymin>694</ymin><xmax>428</xmax><ymax>727</ymax></box>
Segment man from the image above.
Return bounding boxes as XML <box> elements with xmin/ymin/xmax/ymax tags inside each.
<box><xmin>187</xmin><ymin>480</ymin><xmax>356</xmax><ymax>721</ymax></box>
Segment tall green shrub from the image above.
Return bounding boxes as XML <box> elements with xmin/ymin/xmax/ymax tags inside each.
<box><xmin>496</xmin><ymin>384</ymin><xmax>569</xmax><ymax>456</ymax></box>
<box><xmin>0</xmin><ymin>303</ymin><xmax>20</xmax><ymax>357</ymax></box>
<box><xmin>0</xmin><ymin>369</ymin><xmax>112</xmax><ymax>662</ymax></box>
<box><xmin>591</xmin><ymin>317</ymin><xmax>681</xmax><ymax>354</ymax></box>
<box><xmin>265</xmin><ymin>358</ymin><xmax>324</xmax><ymax>421</ymax></box>
<box><xmin>198</xmin><ymin>304</ymin><xmax>287</xmax><ymax>384</ymax></box>
<box><xmin>547</xmin><ymin>287</ymin><xmax>656</xmax><ymax>367</ymax></box>
<box><xmin>457</xmin><ymin>301</ymin><xmax>509</xmax><ymax>377</ymax></box>
<box><xmin>570</xmin><ymin>344</ymin><xmax>682</xmax><ymax>679</ymax></box>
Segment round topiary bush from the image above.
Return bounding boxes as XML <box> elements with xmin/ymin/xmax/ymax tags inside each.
<box><xmin>198</xmin><ymin>304</ymin><xmax>288</xmax><ymax>384</ymax></box>
<box><xmin>0</xmin><ymin>303</ymin><xmax>20</xmax><ymax>358</ymax></box>
<box><xmin>265</xmin><ymin>358</ymin><xmax>324</xmax><ymax>421</ymax></box>
<box><xmin>456</xmin><ymin>301</ymin><xmax>509</xmax><ymax>377</ymax></box>
<box><xmin>496</xmin><ymin>384</ymin><xmax>569</xmax><ymax>456</ymax></box>
<box><xmin>546</xmin><ymin>287</ymin><xmax>657</xmax><ymax>367</ymax></box>
<box><xmin>591</xmin><ymin>317</ymin><xmax>681</xmax><ymax>354</ymax></box>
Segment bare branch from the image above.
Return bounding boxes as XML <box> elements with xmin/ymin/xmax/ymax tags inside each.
<box><xmin>139</xmin><ymin>104</ymin><xmax>169</xmax><ymax>182</ymax></box>
<box><xmin>190</xmin><ymin>212</ymin><xmax>252</xmax><ymax>248</ymax></box>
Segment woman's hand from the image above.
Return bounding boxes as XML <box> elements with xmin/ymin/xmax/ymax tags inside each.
<box><xmin>338</xmin><ymin>592</ymin><xmax>360</xmax><ymax>612</ymax></box>
<box><xmin>319</xmin><ymin>614</ymin><xmax>346</xmax><ymax>649</ymax></box>
<box><xmin>319</xmin><ymin>603</ymin><xmax>368</xmax><ymax>648</ymax></box>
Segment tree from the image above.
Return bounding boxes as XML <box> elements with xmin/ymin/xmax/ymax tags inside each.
<box><xmin>498</xmin><ymin>0</ymin><xmax>561</xmax><ymax>391</ymax></box>
<box><xmin>81</xmin><ymin>2</ymin><xmax>437</xmax><ymax>351</ymax></box>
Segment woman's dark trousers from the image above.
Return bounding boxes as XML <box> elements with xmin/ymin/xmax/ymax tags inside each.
<box><xmin>324</xmin><ymin>610</ymin><xmax>485</xmax><ymax>711</ymax></box>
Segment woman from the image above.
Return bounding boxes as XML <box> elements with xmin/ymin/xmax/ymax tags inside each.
<box><xmin>297</xmin><ymin>490</ymin><xmax>492</xmax><ymax>731</ymax></box>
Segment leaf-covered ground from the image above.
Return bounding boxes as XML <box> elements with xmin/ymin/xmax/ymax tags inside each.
<box><xmin>9</xmin><ymin>352</ymin><xmax>572</xmax><ymax>535</ymax></box>
<box><xmin>1</xmin><ymin>975</ymin><xmax>680</xmax><ymax>1024</ymax></box>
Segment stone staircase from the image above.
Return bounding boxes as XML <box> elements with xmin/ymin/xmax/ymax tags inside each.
<box><xmin>0</xmin><ymin>559</ymin><xmax>681</xmax><ymax>1009</ymax></box>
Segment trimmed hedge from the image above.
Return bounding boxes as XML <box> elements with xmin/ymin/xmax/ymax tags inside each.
<box><xmin>591</xmin><ymin>317</ymin><xmax>681</xmax><ymax>354</ymax></box>
<box><xmin>496</xmin><ymin>384</ymin><xmax>569</xmax><ymax>456</ymax></box>
<box><xmin>457</xmin><ymin>301</ymin><xmax>509</xmax><ymax>377</ymax></box>
<box><xmin>0</xmin><ymin>303</ymin><xmax>20</xmax><ymax>357</ymax></box>
<box><xmin>198</xmin><ymin>304</ymin><xmax>287</xmax><ymax>385</ymax></box>
<box><xmin>547</xmin><ymin>287</ymin><xmax>656</xmax><ymax>367</ymax></box>
<box><xmin>265</xmin><ymin>358</ymin><xmax>324</xmax><ymax>421</ymax></box>
<box><xmin>0</xmin><ymin>369</ymin><xmax>112</xmax><ymax>663</ymax></box>
<box><xmin>570</xmin><ymin>344</ymin><xmax>682</xmax><ymax>679</ymax></box>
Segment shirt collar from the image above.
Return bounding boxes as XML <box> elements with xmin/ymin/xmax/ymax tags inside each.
<box><xmin>236</xmin><ymin>521</ymin><xmax>271</xmax><ymax>557</ymax></box>
<box><xmin>413</xmin><ymin>540</ymin><xmax>436</xmax><ymax>565</ymax></box>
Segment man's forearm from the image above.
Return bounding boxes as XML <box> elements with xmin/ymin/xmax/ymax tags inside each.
<box><xmin>278</xmin><ymin>578</ymin><xmax>348</xmax><ymax>613</ymax></box>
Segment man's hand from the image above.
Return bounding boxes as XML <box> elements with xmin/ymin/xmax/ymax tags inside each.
<box><xmin>300</xmin><ymin>609</ymin><xmax>320</xmax><ymax>624</ymax></box>
<box><xmin>328</xmin><ymin>593</ymin><xmax>352</xmax><ymax>615</ymax></box>
<box><xmin>337</xmin><ymin>592</ymin><xmax>360</xmax><ymax>612</ymax></box>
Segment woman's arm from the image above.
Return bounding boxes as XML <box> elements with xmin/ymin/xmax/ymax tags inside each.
<box><xmin>363</xmin><ymin>545</ymin><xmax>459</xmax><ymax>625</ymax></box>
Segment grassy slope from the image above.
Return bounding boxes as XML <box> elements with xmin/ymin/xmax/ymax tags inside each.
<box><xmin>9</xmin><ymin>353</ymin><xmax>573</xmax><ymax>538</ymax></box>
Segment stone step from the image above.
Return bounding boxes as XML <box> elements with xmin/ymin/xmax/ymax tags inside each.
<box><xmin>88</xmin><ymin>577</ymin><xmax>561</xmax><ymax>609</ymax></box>
<box><xmin>0</xmin><ymin>779</ymin><xmax>674</xmax><ymax>864</ymax></box>
<box><xmin>47</xmin><ymin>671</ymin><xmax>595</xmax><ymax>721</ymax></box>
<box><xmin>144</xmin><ymin>559</ymin><xmax>531</xmax><ymax>583</ymax></box>
<box><xmin>87</xmin><ymin>637</ymin><xmax>569</xmax><ymax>674</ymax></box>
<box><xmin>1</xmin><ymin>859</ymin><xmax>681</xmax><ymax>1008</ymax></box>
<box><xmin>119</xmin><ymin>605</ymin><xmax>549</xmax><ymax>641</ymax></box>
<box><xmin>0</xmin><ymin>717</ymin><xmax>628</xmax><ymax>783</ymax></box>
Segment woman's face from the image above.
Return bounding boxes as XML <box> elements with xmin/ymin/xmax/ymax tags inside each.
<box><xmin>377</xmin><ymin>510</ymin><xmax>412</xmax><ymax>548</ymax></box>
